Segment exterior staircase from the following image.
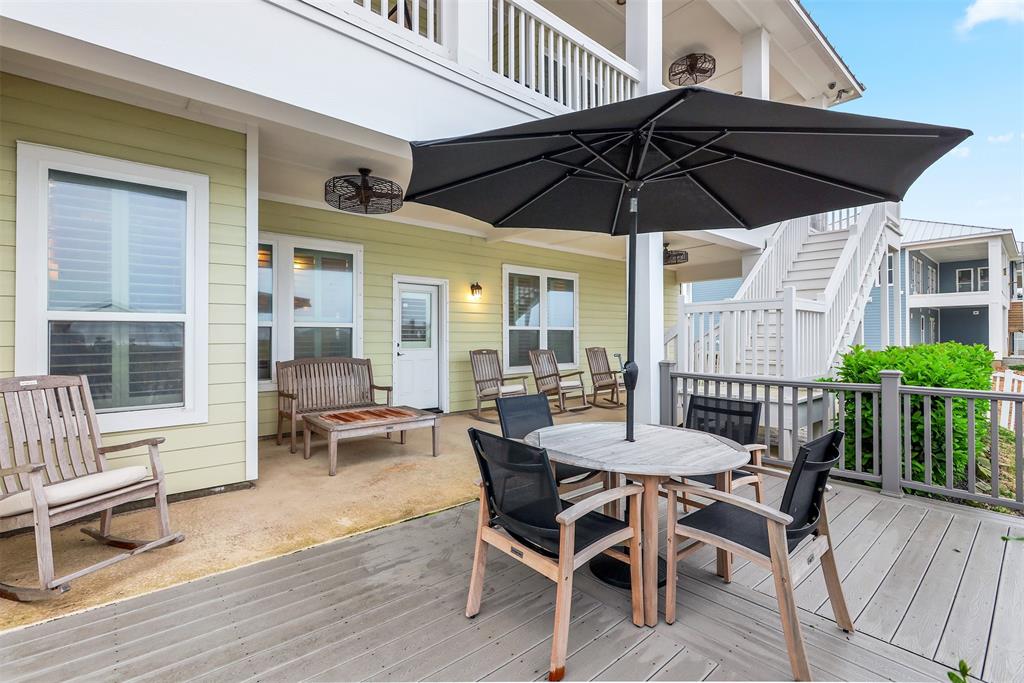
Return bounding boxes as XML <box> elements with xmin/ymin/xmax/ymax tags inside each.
<box><xmin>670</xmin><ymin>202</ymin><xmax>901</xmax><ymax>379</ymax></box>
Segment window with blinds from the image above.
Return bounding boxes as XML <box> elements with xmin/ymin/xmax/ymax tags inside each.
<box><xmin>504</xmin><ymin>266</ymin><xmax>578</xmax><ymax>370</ymax></box>
<box><xmin>45</xmin><ymin>170</ymin><xmax>188</xmax><ymax>412</ymax></box>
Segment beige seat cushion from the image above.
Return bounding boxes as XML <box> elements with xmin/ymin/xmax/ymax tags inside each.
<box><xmin>560</xmin><ymin>380</ymin><xmax>583</xmax><ymax>390</ymax></box>
<box><xmin>0</xmin><ymin>466</ymin><xmax>150</xmax><ymax>518</ymax></box>
<box><xmin>481</xmin><ymin>383</ymin><xmax>526</xmax><ymax>397</ymax></box>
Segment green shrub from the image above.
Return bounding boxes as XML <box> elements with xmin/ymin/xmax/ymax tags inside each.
<box><xmin>831</xmin><ymin>343</ymin><xmax>993</xmax><ymax>485</ymax></box>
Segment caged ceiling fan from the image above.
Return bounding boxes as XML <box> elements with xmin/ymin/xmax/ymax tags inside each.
<box><xmin>324</xmin><ymin>168</ymin><xmax>404</xmax><ymax>214</ymax></box>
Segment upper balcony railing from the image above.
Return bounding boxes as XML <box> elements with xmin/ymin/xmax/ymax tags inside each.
<box><xmin>489</xmin><ymin>0</ymin><xmax>640</xmax><ymax>111</ymax></box>
<box><xmin>346</xmin><ymin>0</ymin><xmax>444</xmax><ymax>48</ymax></box>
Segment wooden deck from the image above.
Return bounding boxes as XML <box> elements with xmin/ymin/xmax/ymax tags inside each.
<box><xmin>0</xmin><ymin>480</ymin><xmax>1020</xmax><ymax>682</ymax></box>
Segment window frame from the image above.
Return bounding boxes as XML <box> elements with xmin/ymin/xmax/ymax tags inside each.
<box><xmin>927</xmin><ymin>263</ymin><xmax>938</xmax><ymax>294</ymax></box>
<box><xmin>911</xmin><ymin>257</ymin><xmax>923</xmax><ymax>295</ymax></box>
<box><xmin>956</xmin><ymin>268</ymin><xmax>975</xmax><ymax>293</ymax></box>
<box><xmin>258</xmin><ymin>231</ymin><xmax>364</xmax><ymax>391</ymax></box>
<box><xmin>502</xmin><ymin>264</ymin><xmax>579</xmax><ymax>373</ymax></box>
<box><xmin>15</xmin><ymin>142</ymin><xmax>209</xmax><ymax>432</ymax></box>
<box><xmin>257</xmin><ymin>237</ymin><xmax>279</xmax><ymax>388</ymax></box>
<box><xmin>977</xmin><ymin>266</ymin><xmax>989</xmax><ymax>292</ymax></box>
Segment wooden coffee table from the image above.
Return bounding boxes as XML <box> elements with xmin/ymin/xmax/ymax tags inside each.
<box><xmin>302</xmin><ymin>406</ymin><xmax>440</xmax><ymax>476</ymax></box>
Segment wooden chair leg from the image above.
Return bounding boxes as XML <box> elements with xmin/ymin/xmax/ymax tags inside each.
<box><xmin>819</xmin><ymin>503</ymin><xmax>854</xmax><ymax>633</ymax></box>
<box><xmin>550</xmin><ymin>525</ymin><xmax>576</xmax><ymax>682</ymax></box>
<box><xmin>33</xmin><ymin>517</ymin><xmax>55</xmax><ymax>591</ymax></box>
<box><xmin>99</xmin><ymin>508</ymin><xmax>113</xmax><ymax>537</ymax></box>
<box><xmin>276</xmin><ymin>413</ymin><xmax>284</xmax><ymax>446</ymax></box>
<box><xmin>664</xmin><ymin>491</ymin><xmax>678</xmax><ymax>624</ymax></box>
<box><xmin>768</xmin><ymin>522</ymin><xmax>811</xmax><ymax>681</ymax></box>
<box><xmin>289</xmin><ymin>418</ymin><xmax>297</xmax><ymax>454</ymax></box>
<box><xmin>627</xmin><ymin>494</ymin><xmax>644</xmax><ymax>627</ymax></box>
<box><xmin>466</xmin><ymin>493</ymin><xmax>489</xmax><ymax>618</ymax></box>
<box><xmin>754</xmin><ymin>475</ymin><xmax>765</xmax><ymax>504</ymax></box>
<box><xmin>154</xmin><ymin>487</ymin><xmax>173</xmax><ymax>539</ymax></box>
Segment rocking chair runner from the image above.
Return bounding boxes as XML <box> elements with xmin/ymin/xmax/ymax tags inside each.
<box><xmin>585</xmin><ymin>347</ymin><xmax>624</xmax><ymax>407</ymax></box>
<box><xmin>664</xmin><ymin>431</ymin><xmax>852</xmax><ymax>681</ymax></box>
<box><xmin>469</xmin><ymin>349</ymin><xmax>529</xmax><ymax>422</ymax></box>
<box><xmin>528</xmin><ymin>349</ymin><xmax>590</xmax><ymax>413</ymax></box>
<box><xmin>0</xmin><ymin>375</ymin><xmax>183</xmax><ymax>601</ymax></box>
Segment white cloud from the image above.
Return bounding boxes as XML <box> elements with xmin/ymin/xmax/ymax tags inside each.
<box><xmin>957</xmin><ymin>0</ymin><xmax>1024</xmax><ymax>32</ymax></box>
<box><xmin>987</xmin><ymin>132</ymin><xmax>1017</xmax><ymax>143</ymax></box>
<box><xmin>950</xmin><ymin>145</ymin><xmax>972</xmax><ymax>158</ymax></box>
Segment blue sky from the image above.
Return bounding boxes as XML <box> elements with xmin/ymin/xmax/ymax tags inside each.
<box><xmin>804</xmin><ymin>0</ymin><xmax>1024</xmax><ymax>233</ymax></box>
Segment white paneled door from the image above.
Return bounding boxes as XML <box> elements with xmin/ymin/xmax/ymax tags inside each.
<box><xmin>394</xmin><ymin>282</ymin><xmax>441</xmax><ymax>410</ymax></box>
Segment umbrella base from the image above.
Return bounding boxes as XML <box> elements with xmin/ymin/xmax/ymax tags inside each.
<box><xmin>589</xmin><ymin>551</ymin><xmax>667</xmax><ymax>589</ymax></box>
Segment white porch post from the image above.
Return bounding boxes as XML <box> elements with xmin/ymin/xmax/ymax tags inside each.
<box><xmin>626</xmin><ymin>0</ymin><xmax>664</xmax><ymax>424</ymax></box>
<box><xmin>880</xmin><ymin>251</ymin><xmax>890</xmax><ymax>347</ymax></box>
<box><xmin>895</xmin><ymin>248</ymin><xmax>905</xmax><ymax>345</ymax></box>
<box><xmin>442</xmin><ymin>0</ymin><xmax>491</xmax><ymax>75</ymax></box>
<box><xmin>989</xmin><ymin>237</ymin><xmax>1005</xmax><ymax>357</ymax></box>
<box><xmin>741</xmin><ymin>27</ymin><xmax>770</xmax><ymax>100</ymax></box>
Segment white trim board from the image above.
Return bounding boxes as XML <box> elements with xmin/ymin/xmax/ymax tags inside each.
<box><xmin>245</xmin><ymin>125</ymin><xmax>260</xmax><ymax>481</ymax></box>
<box><xmin>391</xmin><ymin>274</ymin><xmax>451</xmax><ymax>413</ymax></box>
<box><xmin>15</xmin><ymin>141</ymin><xmax>210</xmax><ymax>433</ymax></box>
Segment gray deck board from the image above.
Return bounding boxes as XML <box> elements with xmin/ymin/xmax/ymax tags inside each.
<box><xmin>0</xmin><ymin>483</ymin><xmax>1019</xmax><ymax>683</ymax></box>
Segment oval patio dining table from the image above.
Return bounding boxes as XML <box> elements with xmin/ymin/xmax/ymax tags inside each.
<box><xmin>525</xmin><ymin>421</ymin><xmax>749</xmax><ymax>627</ymax></box>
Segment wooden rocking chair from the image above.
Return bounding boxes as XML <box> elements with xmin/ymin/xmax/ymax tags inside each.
<box><xmin>469</xmin><ymin>349</ymin><xmax>529</xmax><ymax>423</ymax></box>
<box><xmin>0</xmin><ymin>375</ymin><xmax>183</xmax><ymax>601</ymax></box>
<box><xmin>585</xmin><ymin>347</ymin><xmax>625</xmax><ymax>407</ymax></box>
<box><xmin>528</xmin><ymin>349</ymin><xmax>590</xmax><ymax>413</ymax></box>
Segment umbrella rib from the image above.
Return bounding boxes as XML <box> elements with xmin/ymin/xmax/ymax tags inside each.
<box><xmin>654</xmin><ymin>126</ymin><xmax>948</xmax><ymax>138</ymax></box>
<box><xmin>570</xmin><ymin>134</ymin><xmax>629</xmax><ymax>180</ymax></box>
<box><xmin>641</xmin><ymin>130</ymin><xmax>730</xmax><ymax>181</ymax></box>
<box><xmin>646</xmin><ymin>155</ymin><xmax>735</xmax><ymax>182</ymax></box>
<box><xmin>417</xmin><ymin>129</ymin><xmax>634</xmax><ymax>147</ymax></box>
<box><xmin>654</xmin><ymin>132</ymin><xmax>898</xmax><ymax>201</ymax></box>
<box><xmin>494</xmin><ymin>172</ymin><xmax>574</xmax><ymax>226</ymax></box>
<box><xmin>686</xmin><ymin>173</ymin><xmax>748</xmax><ymax>228</ymax></box>
<box><xmin>541</xmin><ymin>158</ymin><xmax>623</xmax><ymax>181</ymax></box>
<box><xmin>406</xmin><ymin>133</ymin><xmax>626</xmax><ymax>201</ymax></box>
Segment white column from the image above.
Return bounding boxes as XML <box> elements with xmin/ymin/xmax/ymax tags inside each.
<box><xmin>625</xmin><ymin>0</ymin><xmax>664</xmax><ymax>95</ymax></box>
<box><xmin>442</xmin><ymin>0</ymin><xmax>491</xmax><ymax>75</ymax></box>
<box><xmin>741</xmin><ymin>27</ymin><xmax>770</xmax><ymax>100</ymax></box>
<box><xmin>989</xmin><ymin>237</ymin><xmax>1005</xmax><ymax>357</ymax></box>
<box><xmin>880</xmin><ymin>251</ymin><xmax>890</xmax><ymax>347</ymax></box>
<box><xmin>895</xmin><ymin>249</ymin><xmax>905</xmax><ymax>345</ymax></box>
<box><xmin>626</xmin><ymin>0</ymin><xmax>665</xmax><ymax>424</ymax></box>
<box><xmin>633</xmin><ymin>232</ymin><xmax>665</xmax><ymax>424</ymax></box>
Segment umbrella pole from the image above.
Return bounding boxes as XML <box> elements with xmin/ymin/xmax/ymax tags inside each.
<box><xmin>625</xmin><ymin>185</ymin><xmax>639</xmax><ymax>442</ymax></box>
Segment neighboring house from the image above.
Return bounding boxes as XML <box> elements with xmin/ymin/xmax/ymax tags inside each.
<box><xmin>862</xmin><ymin>219</ymin><xmax>1019</xmax><ymax>358</ymax></box>
<box><xmin>0</xmin><ymin>0</ymin><xmax>863</xmax><ymax>495</ymax></box>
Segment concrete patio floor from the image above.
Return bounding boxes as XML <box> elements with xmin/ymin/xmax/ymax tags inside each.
<box><xmin>0</xmin><ymin>406</ymin><xmax>624</xmax><ymax>632</ymax></box>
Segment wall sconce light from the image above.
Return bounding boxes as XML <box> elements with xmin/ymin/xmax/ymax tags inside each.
<box><xmin>470</xmin><ymin>282</ymin><xmax>483</xmax><ymax>300</ymax></box>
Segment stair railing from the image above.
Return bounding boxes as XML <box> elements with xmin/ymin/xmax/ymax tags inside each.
<box><xmin>732</xmin><ymin>216</ymin><xmax>811</xmax><ymax>301</ymax></box>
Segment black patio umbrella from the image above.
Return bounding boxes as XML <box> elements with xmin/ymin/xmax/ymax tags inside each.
<box><xmin>406</xmin><ymin>87</ymin><xmax>970</xmax><ymax>441</ymax></box>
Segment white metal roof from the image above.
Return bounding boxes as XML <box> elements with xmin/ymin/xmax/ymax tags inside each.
<box><xmin>902</xmin><ymin>218</ymin><xmax>1011</xmax><ymax>244</ymax></box>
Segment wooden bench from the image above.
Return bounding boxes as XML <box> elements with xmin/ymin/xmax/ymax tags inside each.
<box><xmin>276</xmin><ymin>357</ymin><xmax>392</xmax><ymax>453</ymax></box>
<box><xmin>0</xmin><ymin>375</ymin><xmax>183</xmax><ymax>602</ymax></box>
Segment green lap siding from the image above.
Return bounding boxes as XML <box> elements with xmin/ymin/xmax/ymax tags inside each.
<box><xmin>257</xmin><ymin>199</ymin><xmax>627</xmax><ymax>436</ymax></box>
<box><xmin>1</xmin><ymin>73</ymin><xmax>248</xmax><ymax>494</ymax></box>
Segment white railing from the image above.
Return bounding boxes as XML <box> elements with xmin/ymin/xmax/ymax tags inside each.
<box><xmin>675</xmin><ymin>290</ymin><xmax>825</xmax><ymax>378</ymax></box>
<box><xmin>673</xmin><ymin>202</ymin><xmax>898</xmax><ymax>379</ymax></box>
<box><xmin>347</xmin><ymin>0</ymin><xmax>443</xmax><ymax>46</ymax></box>
<box><xmin>811</xmin><ymin>206</ymin><xmax>862</xmax><ymax>233</ymax></box>
<box><xmin>490</xmin><ymin>0</ymin><xmax>639</xmax><ymax>110</ymax></box>
<box><xmin>733</xmin><ymin>216</ymin><xmax>811</xmax><ymax>300</ymax></box>
<box><xmin>818</xmin><ymin>202</ymin><xmax>890</xmax><ymax>369</ymax></box>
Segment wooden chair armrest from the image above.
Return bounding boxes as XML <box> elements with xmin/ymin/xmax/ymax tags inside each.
<box><xmin>278</xmin><ymin>390</ymin><xmax>297</xmax><ymax>400</ymax></box>
<box><xmin>98</xmin><ymin>437</ymin><xmax>166</xmax><ymax>455</ymax></box>
<box><xmin>556</xmin><ymin>484</ymin><xmax>644</xmax><ymax>525</ymax></box>
<box><xmin>745</xmin><ymin>444</ymin><xmax>768</xmax><ymax>453</ymax></box>
<box><xmin>0</xmin><ymin>462</ymin><xmax>46</xmax><ymax>477</ymax></box>
<box><xmin>533</xmin><ymin>370</ymin><xmax>561</xmax><ymax>382</ymax></box>
<box><xmin>371</xmin><ymin>384</ymin><xmax>393</xmax><ymax>392</ymax></box>
<box><xmin>502</xmin><ymin>374</ymin><xmax>531</xmax><ymax>381</ymax></box>
<box><xmin>559</xmin><ymin>370</ymin><xmax>585</xmax><ymax>379</ymax></box>
<box><xmin>662</xmin><ymin>482</ymin><xmax>793</xmax><ymax>525</ymax></box>
<box><xmin>743</xmin><ymin>464</ymin><xmax>791</xmax><ymax>480</ymax></box>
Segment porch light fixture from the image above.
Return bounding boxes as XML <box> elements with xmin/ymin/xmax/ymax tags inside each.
<box><xmin>469</xmin><ymin>281</ymin><xmax>483</xmax><ymax>300</ymax></box>
<box><xmin>324</xmin><ymin>168</ymin><xmax>404</xmax><ymax>214</ymax></box>
<box><xmin>668</xmin><ymin>53</ymin><xmax>716</xmax><ymax>86</ymax></box>
<box><xmin>663</xmin><ymin>243</ymin><xmax>689</xmax><ymax>266</ymax></box>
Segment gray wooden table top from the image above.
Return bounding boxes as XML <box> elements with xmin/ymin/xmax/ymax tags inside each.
<box><xmin>523</xmin><ymin>422</ymin><xmax>749</xmax><ymax>477</ymax></box>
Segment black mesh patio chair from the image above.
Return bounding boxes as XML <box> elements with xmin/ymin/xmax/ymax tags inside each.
<box><xmin>679</xmin><ymin>395</ymin><xmax>766</xmax><ymax>505</ymax></box>
<box><xmin>496</xmin><ymin>395</ymin><xmax>602</xmax><ymax>487</ymax></box>
<box><xmin>465</xmin><ymin>428</ymin><xmax>644</xmax><ymax>682</ymax></box>
<box><xmin>663</xmin><ymin>431</ymin><xmax>853</xmax><ymax>681</ymax></box>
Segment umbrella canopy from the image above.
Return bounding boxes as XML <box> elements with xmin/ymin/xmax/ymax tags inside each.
<box><xmin>406</xmin><ymin>87</ymin><xmax>970</xmax><ymax>440</ymax></box>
